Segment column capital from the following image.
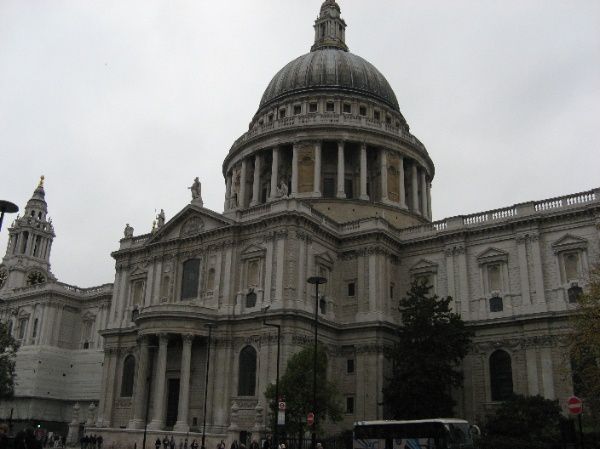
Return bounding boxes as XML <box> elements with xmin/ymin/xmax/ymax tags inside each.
<box><xmin>157</xmin><ymin>333</ymin><xmax>169</xmax><ymax>344</ymax></box>
<box><xmin>136</xmin><ymin>334</ymin><xmax>149</xmax><ymax>346</ymax></box>
<box><xmin>182</xmin><ymin>333</ymin><xmax>195</xmax><ymax>344</ymax></box>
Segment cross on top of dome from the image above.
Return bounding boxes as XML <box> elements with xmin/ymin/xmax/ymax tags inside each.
<box><xmin>311</xmin><ymin>0</ymin><xmax>348</xmax><ymax>52</ymax></box>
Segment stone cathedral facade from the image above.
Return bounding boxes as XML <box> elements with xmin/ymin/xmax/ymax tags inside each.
<box><xmin>1</xmin><ymin>0</ymin><xmax>599</xmax><ymax>445</ymax></box>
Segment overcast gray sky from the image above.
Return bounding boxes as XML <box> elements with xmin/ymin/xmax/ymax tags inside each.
<box><xmin>1</xmin><ymin>0</ymin><xmax>599</xmax><ymax>287</ymax></box>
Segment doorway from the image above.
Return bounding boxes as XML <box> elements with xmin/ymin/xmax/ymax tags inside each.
<box><xmin>166</xmin><ymin>378</ymin><xmax>180</xmax><ymax>428</ymax></box>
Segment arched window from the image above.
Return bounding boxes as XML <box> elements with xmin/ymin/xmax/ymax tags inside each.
<box><xmin>246</xmin><ymin>291</ymin><xmax>257</xmax><ymax>308</ymax></box>
<box><xmin>181</xmin><ymin>259</ymin><xmax>200</xmax><ymax>300</ymax></box>
<box><xmin>238</xmin><ymin>346</ymin><xmax>257</xmax><ymax>396</ymax></box>
<box><xmin>490</xmin><ymin>350</ymin><xmax>513</xmax><ymax>401</ymax></box>
<box><xmin>121</xmin><ymin>355</ymin><xmax>136</xmax><ymax>397</ymax></box>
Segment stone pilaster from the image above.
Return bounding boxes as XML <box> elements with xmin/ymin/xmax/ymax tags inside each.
<box><xmin>380</xmin><ymin>149</ymin><xmax>388</xmax><ymax>202</ymax></box>
<box><xmin>148</xmin><ymin>333</ymin><xmax>168</xmax><ymax>430</ymax></box>
<box><xmin>174</xmin><ymin>334</ymin><xmax>193</xmax><ymax>432</ymax></box>
<box><xmin>420</xmin><ymin>170</ymin><xmax>428</xmax><ymax>218</ymax></box>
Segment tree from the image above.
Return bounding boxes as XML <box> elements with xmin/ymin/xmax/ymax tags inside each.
<box><xmin>478</xmin><ymin>395</ymin><xmax>564</xmax><ymax>449</ymax></box>
<box><xmin>0</xmin><ymin>321</ymin><xmax>19</xmax><ymax>400</ymax></box>
<box><xmin>264</xmin><ymin>344</ymin><xmax>342</xmax><ymax>441</ymax></box>
<box><xmin>383</xmin><ymin>279</ymin><xmax>473</xmax><ymax>419</ymax></box>
<box><xmin>570</xmin><ymin>264</ymin><xmax>600</xmax><ymax>418</ymax></box>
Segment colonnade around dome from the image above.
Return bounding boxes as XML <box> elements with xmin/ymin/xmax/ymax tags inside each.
<box><xmin>223</xmin><ymin>139</ymin><xmax>432</xmax><ymax>222</ymax></box>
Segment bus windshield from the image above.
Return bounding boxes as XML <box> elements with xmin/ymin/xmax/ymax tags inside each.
<box><xmin>354</xmin><ymin>420</ymin><xmax>474</xmax><ymax>449</ymax></box>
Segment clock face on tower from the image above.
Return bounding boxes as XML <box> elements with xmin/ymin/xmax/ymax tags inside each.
<box><xmin>27</xmin><ymin>271</ymin><xmax>46</xmax><ymax>286</ymax></box>
<box><xmin>0</xmin><ymin>268</ymin><xmax>7</xmax><ymax>289</ymax></box>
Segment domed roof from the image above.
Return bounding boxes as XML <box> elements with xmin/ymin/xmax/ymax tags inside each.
<box><xmin>259</xmin><ymin>49</ymin><xmax>400</xmax><ymax>112</ymax></box>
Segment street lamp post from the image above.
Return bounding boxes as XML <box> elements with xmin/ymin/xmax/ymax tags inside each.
<box><xmin>202</xmin><ymin>323</ymin><xmax>216</xmax><ymax>449</ymax></box>
<box><xmin>306</xmin><ymin>276</ymin><xmax>327</xmax><ymax>449</ymax></box>
<box><xmin>262</xmin><ymin>305</ymin><xmax>281</xmax><ymax>449</ymax></box>
<box><xmin>0</xmin><ymin>200</ymin><xmax>19</xmax><ymax>232</ymax></box>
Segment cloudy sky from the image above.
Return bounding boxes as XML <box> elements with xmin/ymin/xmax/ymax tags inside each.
<box><xmin>1</xmin><ymin>0</ymin><xmax>599</xmax><ymax>287</ymax></box>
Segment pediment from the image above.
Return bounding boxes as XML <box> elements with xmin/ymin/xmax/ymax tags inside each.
<box><xmin>147</xmin><ymin>204</ymin><xmax>233</xmax><ymax>244</ymax></box>
<box><xmin>410</xmin><ymin>259</ymin><xmax>438</xmax><ymax>274</ymax></box>
<box><xmin>552</xmin><ymin>234</ymin><xmax>588</xmax><ymax>253</ymax></box>
<box><xmin>240</xmin><ymin>243</ymin><xmax>266</xmax><ymax>258</ymax></box>
<box><xmin>315</xmin><ymin>251</ymin><xmax>335</xmax><ymax>266</ymax></box>
<box><xmin>129</xmin><ymin>266</ymin><xmax>147</xmax><ymax>278</ymax></box>
<box><xmin>477</xmin><ymin>247</ymin><xmax>509</xmax><ymax>264</ymax></box>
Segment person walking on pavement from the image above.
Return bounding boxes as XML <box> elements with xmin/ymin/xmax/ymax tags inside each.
<box><xmin>155</xmin><ymin>438</ymin><xmax>162</xmax><ymax>449</ymax></box>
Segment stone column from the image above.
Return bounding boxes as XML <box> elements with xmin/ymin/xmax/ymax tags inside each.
<box><xmin>291</xmin><ymin>144</ymin><xmax>299</xmax><ymax>195</ymax></box>
<box><xmin>426</xmin><ymin>182</ymin><xmax>432</xmax><ymax>219</ymax></box>
<box><xmin>148</xmin><ymin>333</ymin><xmax>168</xmax><ymax>430</ymax></box>
<box><xmin>360</xmin><ymin>143</ymin><xmax>368</xmax><ymax>200</ymax></box>
<box><xmin>420</xmin><ymin>170</ymin><xmax>428</xmax><ymax>217</ymax></box>
<box><xmin>239</xmin><ymin>159</ymin><xmax>247</xmax><ymax>209</ymax></box>
<box><xmin>313</xmin><ymin>142</ymin><xmax>322</xmax><ymax>196</ymax></box>
<box><xmin>269</xmin><ymin>147</ymin><xmax>279</xmax><ymax>200</ymax></box>
<box><xmin>250</xmin><ymin>154</ymin><xmax>262</xmax><ymax>207</ymax></box>
<box><xmin>530</xmin><ymin>234</ymin><xmax>546</xmax><ymax>309</ymax></box>
<box><xmin>336</xmin><ymin>141</ymin><xmax>345</xmax><ymax>198</ymax></box>
<box><xmin>411</xmin><ymin>162</ymin><xmax>420</xmax><ymax>214</ymax></box>
<box><xmin>174</xmin><ymin>334</ymin><xmax>193</xmax><ymax>432</ymax></box>
<box><xmin>380</xmin><ymin>149</ymin><xmax>388</xmax><ymax>202</ymax></box>
<box><xmin>398</xmin><ymin>156</ymin><xmax>407</xmax><ymax>208</ymax></box>
<box><xmin>224</xmin><ymin>173</ymin><xmax>232</xmax><ymax>211</ymax></box>
<box><xmin>128</xmin><ymin>336</ymin><xmax>150</xmax><ymax>429</ymax></box>
<box><xmin>516</xmin><ymin>236</ymin><xmax>531</xmax><ymax>306</ymax></box>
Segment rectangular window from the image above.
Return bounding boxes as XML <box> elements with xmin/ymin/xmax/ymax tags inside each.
<box><xmin>347</xmin><ymin>282</ymin><xmax>355</xmax><ymax>297</ymax></box>
<box><xmin>18</xmin><ymin>318</ymin><xmax>27</xmax><ymax>340</ymax></box>
<box><xmin>293</xmin><ymin>105</ymin><xmax>302</xmax><ymax>115</ymax></box>
<box><xmin>323</xmin><ymin>178</ymin><xmax>335</xmax><ymax>198</ymax></box>
<box><xmin>343</xmin><ymin>103</ymin><xmax>352</xmax><ymax>114</ymax></box>
<box><xmin>268</xmin><ymin>114</ymin><xmax>274</xmax><ymax>123</ymax></box>
<box><xmin>279</xmin><ymin>108</ymin><xmax>286</xmax><ymax>119</ymax></box>
<box><xmin>359</xmin><ymin>105</ymin><xmax>367</xmax><ymax>116</ymax></box>
<box><xmin>346</xmin><ymin>397</ymin><xmax>355</xmax><ymax>414</ymax></box>
<box><xmin>390</xmin><ymin>283</ymin><xmax>394</xmax><ymax>299</ymax></box>
<box><xmin>490</xmin><ymin>296</ymin><xmax>503</xmax><ymax>312</ymax></box>
<box><xmin>386</xmin><ymin>115</ymin><xmax>392</xmax><ymax>124</ymax></box>
<box><xmin>326</xmin><ymin>102</ymin><xmax>335</xmax><ymax>112</ymax></box>
<box><xmin>374</xmin><ymin>110</ymin><xmax>381</xmax><ymax>121</ymax></box>
<box><xmin>309</xmin><ymin>102</ymin><xmax>318</xmax><ymax>113</ymax></box>
<box><xmin>347</xmin><ymin>359</ymin><xmax>355</xmax><ymax>374</ymax></box>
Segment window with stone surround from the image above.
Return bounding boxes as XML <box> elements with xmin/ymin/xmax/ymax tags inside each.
<box><xmin>181</xmin><ymin>259</ymin><xmax>201</xmax><ymax>300</ymax></box>
<box><xmin>326</xmin><ymin>101</ymin><xmax>335</xmax><ymax>112</ymax></box>
<box><xmin>553</xmin><ymin>235</ymin><xmax>589</xmax><ymax>289</ymax></box>
<box><xmin>293</xmin><ymin>104</ymin><xmax>302</xmax><ymax>115</ymax></box>
<box><xmin>373</xmin><ymin>110</ymin><xmax>381</xmax><ymax>121</ymax></box>
<box><xmin>346</xmin><ymin>396</ymin><xmax>355</xmax><ymax>414</ymax></box>
<box><xmin>347</xmin><ymin>281</ymin><xmax>355</xmax><ymax>297</ymax></box>
<box><xmin>206</xmin><ymin>267</ymin><xmax>216</xmax><ymax>293</ymax></box>
<box><xmin>490</xmin><ymin>350</ymin><xmax>513</xmax><ymax>401</ymax></box>
<box><xmin>309</xmin><ymin>102</ymin><xmax>318</xmax><ymax>113</ymax></box>
<box><xmin>568</xmin><ymin>283</ymin><xmax>583</xmax><ymax>304</ymax></box>
<box><xmin>18</xmin><ymin>318</ymin><xmax>28</xmax><ymax>340</ymax></box>
<box><xmin>477</xmin><ymin>248</ymin><xmax>509</xmax><ymax>312</ymax></box>
<box><xmin>238</xmin><ymin>345</ymin><xmax>257</xmax><ymax>396</ymax></box>
<box><xmin>121</xmin><ymin>354</ymin><xmax>136</xmax><ymax>397</ymax></box>
<box><xmin>130</xmin><ymin>279</ymin><xmax>145</xmax><ymax>306</ymax></box>
<box><xmin>343</xmin><ymin>103</ymin><xmax>352</xmax><ymax>114</ymax></box>
<box><xmin>410</xmin><ymin>259</ymin><xmax>438</xmax><ymax>294</ymax></box>
<box><xmin>359</xmin><ymin>105</ymin><xmax>367</xmax><ymax>116</ymax></box>
<box><xmin>279</xmin><ymin>108</ymin><xmax>286</xmax><ymax>119</ymax></box>
<box><xmin>346</xmin><ymin>359</ymin><xmax>355</xmax><ymax>374</ymax></box>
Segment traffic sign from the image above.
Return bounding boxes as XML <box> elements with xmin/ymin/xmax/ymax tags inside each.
<box><xmin>278</xmin><ymin>401</ymin><xmax>286</xmax><ymax>411</ymax></box>
<box><xmin>567</xmin><ymin>396</ymin><xmax>583</xmax><ymax>415</ymax></box>
<box><xmin>307</xmin><ymin>412</ymin><xmax>315</xmax><ymax>426</ymax></box>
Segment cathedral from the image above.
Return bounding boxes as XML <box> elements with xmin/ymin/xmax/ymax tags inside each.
<box><xmin>1</xmin><ymin>0</ymin><xmax>599</xmax><ymax>446</ymax></box>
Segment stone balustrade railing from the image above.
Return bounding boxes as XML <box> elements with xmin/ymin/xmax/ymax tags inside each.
<box><xmin>229</xmin><ymin>112</ymin><xmax>427</xmax><ymax>154</ymax></box>
<box><xmin>2</xmin><ymin>281</ymin><xmax>112</xmax><ymax>300</ymax></box>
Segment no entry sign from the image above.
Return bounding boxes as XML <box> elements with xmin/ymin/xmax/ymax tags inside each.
<box><xmin>567</xmin><ymin>396</ymin><xmax>583</xmax><ymax>415</ymax></box>
<box><xmin>307</xmin><ymin>412</ymin><xmax>315</xmax><ymax>426</ymax></box>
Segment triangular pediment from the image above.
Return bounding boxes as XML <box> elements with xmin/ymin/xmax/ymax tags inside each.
<box><xmin>477</xmin><ymin>247</ymin><xmax>509</xmax><ymax>261</ymax></box>
<box><xmin>147</xmin><ymin>204</ymin><xmax>233</xmax><ymax>244</ymax></box>
<box><xmin>240</xmin><ymin>243</ymin><xmax>266</xmax><ymax>257</ymax></box>
<box><xmin>410</xmin><ymin>259</ymin><xmax>438</xmax><ymax>273</ymax></box>
<box><xmin>552</xmin><ymin>234</ymin><xmax>588</xmax><ymax>253</ymax></box>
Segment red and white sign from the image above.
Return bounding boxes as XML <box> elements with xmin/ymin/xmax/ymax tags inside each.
<box><xmin>307</xmin><ymin>412</ymin><xmax>315</xmax><ymax>426</ymax></box>
<box><xmin>278</xmin><ymin>401</ymin><xmax>286</xmax><ymax>411</ymax></box>
<box><xmin>567</xmin><ymin>396</ymin><xmax>583</xmax><ymax>415</ymax></box>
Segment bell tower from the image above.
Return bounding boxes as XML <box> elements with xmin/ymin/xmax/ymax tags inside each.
<box><xmin>0</xmin><ymin>176</ymin><xmax>56</xmax><ymax>291</ymax></box>
<box><xmin>311</xmin><ymin>0</ymin><xmax>348</xmax><ymax>52</ymax></box>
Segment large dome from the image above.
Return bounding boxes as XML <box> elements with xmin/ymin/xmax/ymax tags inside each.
<box><xmin>259</xmin><ymin>49</ymin><xmax>400</xmax><ymax>112</ymax></box>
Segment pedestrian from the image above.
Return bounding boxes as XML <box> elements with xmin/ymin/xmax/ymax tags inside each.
<box><xmin>191</xmin><ymin>440</ymin><xmax>199</xmax><ymax>449</ymax></box>
<box><xmin>249</xmin><ymin>440</ymin><xmax>259</xmax><ymax>449</ymax></box>
<box><xmin>218</xmin><ymin>440</ymin><xmax>225</xmax><ymax>449</ymax></box>
<box><xmin>155</xmin><ymin>438</ymin><xmax>162</xmax><ymax>449</ymax></box>
<box><xmin>0</xmin><ymin>423</ymin><xmax>9</xmax><ymax>449</ymax></box>
<box><xmin>80</xmin><ymin>435</ymin><xmax>85</xmax><ymax>449</ymax></box>
<box><xmin>184</xmin><ymin>439</ymin><xmax>188</xmax><ymax>449</ymax></box>
<box><xmin>97</xmin><ymin>435</ymin><xmax>103</xmax><ymax>449</ymax></box>
<box><xmin>230</xmin><ymin>440</ymin><xmax>238</xmax><ymax>449</ymax></box>
<box><xmin>261</xmin><ymin>436</ymin><xmax>271</xmax><ymax>449</ymax></box>
<box><xmin>163</xmin><ymin>436</ymin><xmax>169</xmax><ymax>449</ymax></box>
<box><xmin>170</xmin><ymin>436</ymin><xmax>176</xmax><ymax>449</ymax></box>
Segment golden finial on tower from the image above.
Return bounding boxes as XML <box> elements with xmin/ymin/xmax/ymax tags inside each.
<box><xmin>38</xmin><ymin>175</ymin><xmax>45</xmax><ymax>188</ymax></box>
